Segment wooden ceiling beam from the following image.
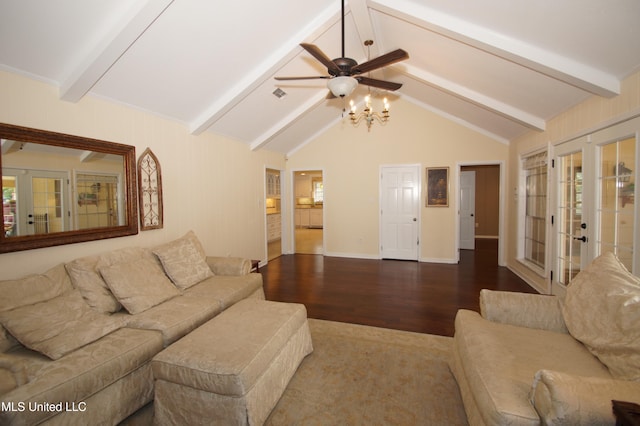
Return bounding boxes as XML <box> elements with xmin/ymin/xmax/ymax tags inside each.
<box><xmin>60</xmin><ymin>0</ymin><xmax>174</xmax><ymax>102</ymax></box>
<box><xmin>371</xmin><ymin>0</ymin><xmax>620</xmax><ymax>97</ymax></box>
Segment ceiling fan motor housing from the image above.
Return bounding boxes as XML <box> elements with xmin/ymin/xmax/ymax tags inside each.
<box><xmin>330</xmin><ymin>57</ymin><xmax>358</xmax><ymax>76</ymax></box>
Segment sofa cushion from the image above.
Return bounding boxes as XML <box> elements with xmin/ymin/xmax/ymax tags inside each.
<box><xmin>0</xmin><ymin>327</ymin><xmax>163</xmax><ymax>426</ymax></box>
<box><xmin>100</xmin><ymin>257</ymin><xmax>180</xmax><ymax>315</ymax></box>
<box><xmin>0</xmin><ymin>290</ymin><xmax>123</xmax><ymax>360</ymax></box>
<box><xmin>0</xmin><ymin>264</ymin><xmax>73</xmax><ymax>352</ymax></box>
<box><xmin>153</xmin><ymin>235</ymin><xmax>213</xmax><ymax>290</ymax></box>
<box><xmin>453</xmin><ymin>309</ymin><xmax>611</xmax><ymax>425</ymax></box>
<box><xmin>185</xmin><ymin>273</ymin><xmax>264</xmax><ymax>309</ymax></box>
<box><xmin>65</xmin><ymin>247</ymin><xmax>154</xmax><ymax>313</ymax></box>
<box><xmin>562</xmin><ymin>252</ymin><xmax>640</xmax><ymax>380</ymax></box>
<box><xmin>125</xmin><ymin>295</ymin><xmax>223</xmax><ymax>346</ymax></box>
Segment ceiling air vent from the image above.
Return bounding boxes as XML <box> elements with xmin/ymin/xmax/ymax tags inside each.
<box><xmin>272</xmin><ymin>88</ymin><xmax>287</xmax><ymax>99</ymax></box>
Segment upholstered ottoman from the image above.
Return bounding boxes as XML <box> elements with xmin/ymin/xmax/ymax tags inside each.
<box><xmin>151</xmin><ymin>299</ymin><xmax>313</xmax><ymax>425</ymax></box>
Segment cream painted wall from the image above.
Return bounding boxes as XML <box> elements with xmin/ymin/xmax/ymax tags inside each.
<box><xmin>507</xmin><ymin>70</ymin><xmax>640</xmax><ymax>294</ymax></box>
<box><xmin>0</xmin><ymin>71</ymin><xmax>285</xmax><ymax>279</ymax></box>
<box><xmin>286</xmin><ymin>98</ymin><xmax>510</xmax><ymax>262</ymax></box>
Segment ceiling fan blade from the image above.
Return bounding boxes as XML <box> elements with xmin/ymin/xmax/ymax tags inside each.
<box><xmin>356</xmin><ymin>76</ymin><xmax>403</xmax><ymax>91</ymax></box>
<box><xmin>351</xmin><ymin>49</ymin><xmax>409</xmax><ymax>74</ymax></box>
<box><xmin>275</xmin><ymin>76</ymin><xmax>330</xmax><ymax>80</ymax></box>
<box><xmin>300</xmin><ymin>43</ymin><xmax>341</xmax><ymax>75</ymax></box>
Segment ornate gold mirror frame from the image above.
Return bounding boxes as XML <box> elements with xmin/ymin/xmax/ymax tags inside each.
<box><xmin>0</xmin><ymin>123</ymin><xmax>138</xmax><ymax>253</ymax></box>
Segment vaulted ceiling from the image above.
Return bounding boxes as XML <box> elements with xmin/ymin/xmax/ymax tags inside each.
<box><xmin>1</xmin><ymin>0</ymin><xmax>639</xmax><ymax>155</ymax></box>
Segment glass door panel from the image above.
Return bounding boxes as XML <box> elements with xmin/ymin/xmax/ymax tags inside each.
<box><xmin>3</xmin><ymin>169</ymin><xmax>69</xmax><ymax>236</ymax></box>
<box><xmin>31</xmin><ymin>177</ymin><xmax>64</xmax><ymax>234</ymax></box>
<box><xmin>556</xmin><ymin>150</ymin><xmax>586</xmax><ymax>285</ymax></box>
<box><xmin>597</xmin><ymin>136</ymin><xmax>636</xmax><ymax>270</ymax></box>
<box><xmin>2</xmin><ymin>175</ymin><xmax>17</xmax><ymax>237</ymax></box>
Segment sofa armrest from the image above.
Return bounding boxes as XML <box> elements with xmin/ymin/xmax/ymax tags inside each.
<box><xmin>531</xmin><ymin>369</ymin><xmax>640</xmax><ymax>424</ymax></box>
<box><xmin>0</xmin><ymin>353</ymin><xmax>28</xmax><ymax>395</ymax></box>
<box><xmin>205</xmin><ymin>256</ymin><xmax>251</xmax><ymax>276</ymax></box>
<box><xmin>479</xmin><ymin>289</ymin><xmax>568</xmax><ymax>333</ymax></box>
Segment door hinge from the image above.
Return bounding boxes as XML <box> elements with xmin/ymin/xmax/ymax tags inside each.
<box><xmin>551</xmin><ymin>159</ymin><xmax>555</xmax><ymax>168</ymax></box>
<box><xmin>551</xmin><ymin>215</ymin><xmax>554</xmax><ymax>225</ymax></box>
<box><xmin>550</xmin><ymin>270</ymin><xmax>553</xmax><ymax>281</ymax></box>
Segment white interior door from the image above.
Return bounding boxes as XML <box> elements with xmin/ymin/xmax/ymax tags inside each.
<box><xmin>459</xmin><ymin>171</ymin><xmax>476</xmax><ymax>250</ymax></box>
<box><xmin>380</xmin><ymin>165</ymin><xmax>420</xmax><ymax>260</ymax></box>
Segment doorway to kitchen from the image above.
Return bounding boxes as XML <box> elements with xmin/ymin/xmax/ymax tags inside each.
<box><xmin>294</xmin><ymin>170</ymin><xmax>323</xmax><ymax>254</ymax></box>
<box><xmin>266</xmin><ymin>168</ymin><xmax>282</xmax><ymax>261</ymax></box>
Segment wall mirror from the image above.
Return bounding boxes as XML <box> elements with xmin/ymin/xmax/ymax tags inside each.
<box><xmin>1</xmin><ymin>123</ymin><xmax>138</xmax><ymax>253</ymax></box>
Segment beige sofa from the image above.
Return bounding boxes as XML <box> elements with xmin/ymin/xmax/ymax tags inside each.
<box><xmin>0</xmin><ymin>231</ymin><xmax>264</xmax><ymax>425</ymax></box>
<box><xmin>451</xmin><ymin>252</ymin><xmax>640</xmax><ymax>425</ymax></box>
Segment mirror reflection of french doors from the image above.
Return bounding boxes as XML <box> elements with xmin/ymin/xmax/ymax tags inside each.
<box><xmin>552</xmin><ymin>117</ymin><xmax>639</xmax><ymax>289</ymax></box>
<box><xmin>3</xmin><ymin>168</ymin><xmax>70</xmax><ymax>236</ymax></box>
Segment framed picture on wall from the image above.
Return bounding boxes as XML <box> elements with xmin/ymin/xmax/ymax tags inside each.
<box><xmin>426</xmin><ymin>167</ymin><xmax>449</xmax><ymax>207</ymax></box>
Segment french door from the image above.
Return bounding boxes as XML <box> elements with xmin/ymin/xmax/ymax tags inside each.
<box><xmin>553</xmin><ymin>140</ymin><xmax>590</xmax><ymax>285</ymax></box>
<box><xmin>3</xmin><ymin>168</ymin><xmax>70</xmax><ymax>236</ymax></box>
<box><xmin>552</xmin><ymin>117</ymin><xmax>639</xmax><ymax>288</ymax></box>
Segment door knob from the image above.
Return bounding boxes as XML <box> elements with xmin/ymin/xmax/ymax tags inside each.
<box><xmin>413</xmin><ymin>218</ymin><xmax>417</xmax><ymax>222</ymax></box>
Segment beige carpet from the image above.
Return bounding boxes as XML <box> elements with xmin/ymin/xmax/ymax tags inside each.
<box><xmin>265</xmin><ymin>319</ymin><xmax>468</xmax><ymax>425</ymax></box>
<box><xmin>122</xmin><ymin>319</ymin><xmax>468</xmax><ymax>425</ymax></box>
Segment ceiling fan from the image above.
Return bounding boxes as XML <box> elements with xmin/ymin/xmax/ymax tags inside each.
<box><xmin>274</xmin><ymin>0</ymin><xmax>409</xmax><ymax>98</ymax></box>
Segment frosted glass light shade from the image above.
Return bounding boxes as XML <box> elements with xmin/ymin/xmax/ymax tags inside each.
<box><xmin>327</xmin><ymin>76</ymin><xmax>358</xmax><ymax>97</ymax></box>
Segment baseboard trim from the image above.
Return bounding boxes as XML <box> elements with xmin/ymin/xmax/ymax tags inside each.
<box><xmin>420</xmin><ymin>257</ymin><xmax>458</xmax><ymax>264</ymax></box>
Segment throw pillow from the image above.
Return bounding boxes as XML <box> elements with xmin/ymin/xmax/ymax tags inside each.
<box><xmin>183</xmin><ymin>230</ymin><xmax>207</xmax><ymax>258</ymax></box>
<box><xmin>66</xmin><ymin>247</ymin><xmax>160</xmax><ymax>313</ymax></box>
<box><xmin>66</xmin><ymin>254</ymin><xmax>124</xmax><ymax>313</ymax></box>
<box><xmin>0</xmin><ymin>290</ymin><xmax>122</xmax><ymax>360</ymax></box>
<box><xmin>0</xmin><ymin>263</ymin><xmax>73</xmax><ymax>352</ymax></box>
<box><xmin>562</xmin><ymin>252</ymin><xmax>640</xmax><ymax>380</ymax></box>
<box><xmin>153</xmin><ymin>237</ymin><xmax>214</xmax><ymax>289</ymax></box>
<box><xmin>99</xmin><ymin>257</ymin><xmax>180</xmax><ymax>314</ymax></box>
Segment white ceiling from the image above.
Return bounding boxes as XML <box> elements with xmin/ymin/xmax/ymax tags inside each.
<box><xmin>1</xmin><ymin>0</ymin><xmax>639</xmax><ymax>154</ymax></box>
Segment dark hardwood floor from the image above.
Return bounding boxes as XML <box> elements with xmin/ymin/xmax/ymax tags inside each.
<box><xmin>262</xmin><ymin>239</ymin><xmax>536</xmax><ymax>337</ymax></box>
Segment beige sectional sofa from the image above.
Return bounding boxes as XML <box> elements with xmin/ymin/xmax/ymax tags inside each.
<box><xmin>451</xmin><ymin>252</ymin><xmax>640</xmax><ymax>425</ymax></box>
<box><xmin>0</xmin><ymin>231</ymin><xmax>264</xmax><ymax>425</ymax></box>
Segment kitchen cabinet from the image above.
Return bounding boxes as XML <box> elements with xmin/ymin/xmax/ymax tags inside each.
<box><xmin>295</xmin><ymin>209</ymin><xmax>310</xmax><ymax>228</ymax></box>
<box><xmin>295</xmin><ymin>208</ymin><xmax>323</xmax><ymax>228</ymax></box>
<box><xmin>266</xmin><ymin>171</ymin><xmax>281</xmax><ymax>198</ymax></box>
<box><xmin>267</xmin><ymin>213</ymin><xmax>281</xmax><ymax>241</ymax></box>
<box><xmin>309</xmin><ymin>209</ymin><xmax>323</xmax><ymax>228</ymax></box>
<box><xmin>295</xmin><ymin>175</ymin><xmax>312</xmax><ymax>197</ymax></box>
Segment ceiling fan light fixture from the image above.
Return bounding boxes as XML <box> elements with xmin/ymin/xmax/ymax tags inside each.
<box><xmin>327</xmin><ymin>76</ymin><xmax>358</xmax><ymax>98</ymax></box>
